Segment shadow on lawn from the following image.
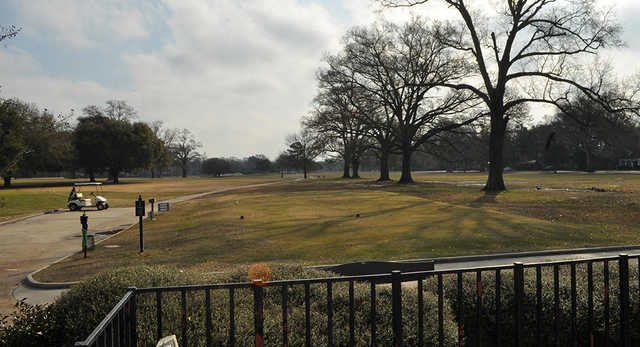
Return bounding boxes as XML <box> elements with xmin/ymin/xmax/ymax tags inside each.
<box><xmin>470</xmin><ymin>191</ymin><xmax>502</xmax><ymax>207</ymax></box>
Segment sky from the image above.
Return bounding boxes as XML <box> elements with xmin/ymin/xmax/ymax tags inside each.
<box><xmin>1</xmin><ymin>0</ymin><xmax>640</xmax><ymax>160</ymax></box>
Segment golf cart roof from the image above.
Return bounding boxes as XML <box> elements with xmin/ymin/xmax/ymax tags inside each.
<box><xmin>74</xmin><ymin>182</ymin><xmax>103</xmax><ymax>186</ymax></box>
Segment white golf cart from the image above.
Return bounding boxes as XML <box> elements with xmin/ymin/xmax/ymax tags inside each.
<box><xmin>68</xmin><ymin>182</ymin><xmax>109</xmax><ymax>211</ymax></box>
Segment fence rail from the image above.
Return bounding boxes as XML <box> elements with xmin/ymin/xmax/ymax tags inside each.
<box><xmin>75</xmin><ymin>253</ymin><xmax>640</xmax><ymax>347</ymax></box>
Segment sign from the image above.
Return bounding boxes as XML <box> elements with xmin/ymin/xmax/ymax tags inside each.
<box><xmin>135</xmin><ymin>196</ymin><xmax>145</xmax><ymax>217</ymax></box>
<box><xmin>158</xmin><ymin>202</ymin><xmax>170</xmax><ymax>212</ymax></box>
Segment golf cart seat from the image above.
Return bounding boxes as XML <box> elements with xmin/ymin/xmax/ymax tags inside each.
<box><xmin>75</xmin><ymin>193</ymin><xmax>83</xmax><ymax>198</ymax></box>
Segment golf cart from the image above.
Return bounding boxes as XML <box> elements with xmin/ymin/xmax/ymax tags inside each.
<box><xmin>68</xmin><ymin>182</ymin><xmax>109</xmax><ymax>211</ymax></box>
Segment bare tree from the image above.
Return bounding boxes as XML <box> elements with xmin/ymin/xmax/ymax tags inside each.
<box><xmin>172</xmin><ymin>128</ymin><xmax>201</xmax><ymax>178</ymax></box>
<box><xmin>104</xmin><ymin>100</ymin><xmax>137</xmax><ymax>121</ymax></box>
<box><xmin>286</xmin><ymin>129</ymin><xmax>325</xmax><ymax>179</ymax></box>
<box><xmin>306</xmin><ymin>73</ymin><xmax>371</xmax><ymax>179</ymax></box>
<box><xmin>0</xmin><ymin>25</ymin><xmax>20</xmax><ymax>43</ymax></box>
<box><xmin>148</xmin><ymin>121</ymin><xmax>175</xmax><ymax>178</ymax></box>
<box><xmin>380</xmin><ymin>0</ymin><xmax>634</xmax><ymax>190</ymax></box>
<box><xmin>326</xmin><ymin>19</ymin><xmax>482</xmax><ymax>183</ymax></box>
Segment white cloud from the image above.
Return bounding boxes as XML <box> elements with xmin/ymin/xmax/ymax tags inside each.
<box><xmin>116</xmin><ymin>0</ymin><xmax>344</xmax><ymax>158</ymax></box>
<box><xmin>8</xmin><ymin>0</ymin><xmax>158</xmax><ymax>47</ymax></box>
<box><xmin>0</xmin><ymin>47</ymin><xmax>126</xmax><ymax>114</ymax></box>
<box><xmin>3</xmin><ymin>0</ymin><xmax>640</xmax><ymax>159</ymax></box>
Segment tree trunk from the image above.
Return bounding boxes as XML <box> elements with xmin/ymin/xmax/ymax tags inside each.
<box><xmin>181</xmin><ymin>166</ymin><xmax>187</xmax><ymax>178</ymax></box>
<box><xmin>3</xmin><ymin>176</ymin><xmax>11</xmax><ymax>187</ymax></box>
<box><xmin>351</xmin><ymin>157</ymin><xmax>360</xmax><ymax>178</ymax></box>
<box><xmin>303</xmin><ymin>160</ymin><xmax>308</xmax><ymax>179</ymax></box>
<box><xmin>89</xmin><ymin>169</ymin><xmax>95</xmax><ymax>183</ymax></box>
<box><xmin>378</xmin><ymin>150</ymin><xmax>391</xmax><ymax>181</ymax></box>
<box><xmin>585</xmin><ymin>148</ymin><xmax>593</xmax><ymax>172</ymax></box>
<box><xmin>398</xmin><ymin>147</ymin><xmax>414</xmax><ymax>184</ymax></box>
<box><xmin>484</xmin><ymin>117</ymin><xmax>507</xmax><ymax>192</ymax></box>
<box><xmin>342</xmin><ymin>158</ymin><xmax>351</xmax><ymax>179</ymax></box>
<box><xmin>151</xmin><ymin>168</ymin><xmax>156</xmax><ymax>178</ymax></box>
<box><xmin>112</xmin><ymin>173</ymin><xmax>119</xmax><ymax>184</ymax></box>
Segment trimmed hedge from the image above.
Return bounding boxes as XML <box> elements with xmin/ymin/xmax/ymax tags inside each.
<box><xmin>2</xmin><ymin>262</ymin><xmax>639</xmax><ymax>346</ymax></box>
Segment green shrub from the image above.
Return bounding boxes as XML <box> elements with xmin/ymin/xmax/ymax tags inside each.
<box><xmin>438</xmin><ymin>262</ymin><xmax>640</xmax><ymax>346</ymax></box>
<box><xmin>4</xmin><ymin>261</ymin><xmax>639</xmax><ymax>346</ymax></box>
<box><xmin>135</xmin><ymin>265</ymin><xmax>458</xmax><ymax>346</ymax></box>
<box><xmin>0</xmin><ymin>300</ymin><xmax>60</xmax><ymax>347</ymax></box>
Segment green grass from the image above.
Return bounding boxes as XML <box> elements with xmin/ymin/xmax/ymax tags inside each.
<box><xmin>0</xmin><ymin>175</ymin><xmax>286</xmax><ymax>222</ymax></box>
<box><xmin>35</xmin><ymin>172</ymin><xmax>640</xmax><ymax>282</ymax></box>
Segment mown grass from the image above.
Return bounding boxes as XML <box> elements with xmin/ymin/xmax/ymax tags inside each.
<box><xmin>0</xmin><ymin>175</ymin><xmax>285</xmax><ymax>221</ymax></box>
<box><xmin>36</xmin><ymin>172</ymin><xmax>640</xmax><ymax>282</ymax></box>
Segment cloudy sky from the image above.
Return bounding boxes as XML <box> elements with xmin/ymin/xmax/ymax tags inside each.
<box><xmin>1</xmin><ymin>0</ymin><xmax>640</xmax><ymax>159</ymax></box>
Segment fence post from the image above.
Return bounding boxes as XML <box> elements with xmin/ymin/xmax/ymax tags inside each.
<box><xmin>619</xmin><ymin>254</ymin><xmax>630</xmax><ymax>347</ymax></box>
<box><xmin>127</xmin><ymin>287</ymin><xmax>137</xmax><ymax>347</ymax></box>
<box><xmin>392</xmin><ymin>270</ymin><xmax>402</xmax><ymax>347</ymax></box>
<box><xmin>514</xmin><ymin>263</ymin><xmax>524</xmax><ymax>347</ymax></box>
<box><xmin>253</xmin><ymin>280</ymin><xmax>264</xmax><ymax>347</ymax></box>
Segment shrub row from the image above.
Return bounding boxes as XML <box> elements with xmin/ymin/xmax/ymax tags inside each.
<box><xmin>2</xmin><ymin>261</ymin><xmax>640</xmax><ymax>346</ymax></box>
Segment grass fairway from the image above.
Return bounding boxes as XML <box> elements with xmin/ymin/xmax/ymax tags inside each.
<box><xmin>0</xmin><ymin>175</ymin><xmax>284</xmax><ymax>222</ymax></box>
<box><xmin>36</xmin><ymin>171</ymin><xmax>640</xmax><ymax>282</ymax></box>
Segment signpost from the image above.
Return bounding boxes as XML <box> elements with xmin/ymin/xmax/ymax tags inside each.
<box><xmin>135</xmin><ymin>195</ymin><xmax>145</xmax><ymax>253</ymax></box>
<box><xmin>80</xmin><ymin>212</ymin><xmax>88</xmax><ymax>258</ymax></box>
<box><xmin>158</xmin><ymin>202</ymin><xmax>169</xmax><ymax>212</ymax></box>
<box><xmin>148</xmin><ymin>198</ymin><xmax>155</xmax><ymax>220</ymax></box>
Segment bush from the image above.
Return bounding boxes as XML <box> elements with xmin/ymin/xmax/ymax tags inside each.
<box><xmin>1</xmin><ymin>265</ymin><xmax>458</xmax><ymax>346</ymax></box>
<box><xmin>134</xmin><ymin>265</ymin><xmax>458</xmax><ymax>346</ymax></box>
<box><xmin>3</xmin><ymin>261</ymin><xmax>638</xmax><ymax>346</ymax></box>
<box><xmin>438</xmin><ymin>262</ymin><xmax>640</xmax><ymax>346</ymax></box>
<box><xmin>0</xmin><ymin>300</ymin><xmax>59</xmax><ymax>347</ymax></box>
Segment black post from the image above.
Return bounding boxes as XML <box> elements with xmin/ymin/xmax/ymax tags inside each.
<box><xmin>139</xmin><ymin>216</ymin><xmax>143</xmax><ymax>252</ymax></box>
<box><xmin>135</xmin><ymin>195</ymin><xmax>145</xmax><ymax>253</ymax></box>
<box><xmin>80</xmin><ymin>212</ymin><xmax>88</xmax><ymax>258</ymax></box>
<box><xmin>253</xmin><ymin>280</ymin><xmax>264</xmax><ymax>347</ymax></box>
<box><xmin>392</xmin><ymin>270</ymin><xmax>402</xmax><ymax>347</ymax></box>
<box><xmin>514</xmin><ymin>262</ymin><xmax>524</xmax><ymax>347</ymax></box>
<box><xmin>149</xmin><ymin>198</ymin><xmax>155</xmax><ymax>220</ymax></box>
<box><xmin>619</xmin><ymin>254</ymin><xmax>630</xmax><ymax>347</ymax></box>
<box><xmin>128</xmin><ymin>287</ymin><xmax>138</xmax><ymax>347</ymax></box>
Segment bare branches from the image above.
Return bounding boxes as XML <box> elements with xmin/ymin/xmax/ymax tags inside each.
<box><xmin>0</xmin><ymin>25</ymin><xmax>20</xmax><ymax>43</ymax></box>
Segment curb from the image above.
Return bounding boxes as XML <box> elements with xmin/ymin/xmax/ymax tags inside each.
<box><xmin>407</xmin><ymin>244</ymin><xmax>640</xmax><ymax>265</ymax></box>
<box><xmin>312</xmin><ymin>244</ymin><xmax>640</xmax><ymax>271</ymax></box>
<box><xmin>23</xmin><ymin>223</ymin><xmax>138</xmax><ymax>290</ymax></box>
<box><xmin>0</xmin><ymin>212</ymin><xmax>44</xmax><ymax>226</ymax></box>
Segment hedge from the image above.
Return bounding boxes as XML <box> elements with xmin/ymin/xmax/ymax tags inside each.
<box><xmin>2</xmin><ymin>262</ymin><xmax>639</xmax><ymax>346</ymax></box>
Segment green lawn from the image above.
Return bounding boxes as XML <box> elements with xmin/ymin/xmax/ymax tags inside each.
<box><xmin>35</xmin><ymin>172</ymin><xmax>640</xmax><ymax>282</ymax></box>
<box><xmin>0</xmin><ymin>175</ymin><xmax>286</xmax><ymax>222</ymax></box>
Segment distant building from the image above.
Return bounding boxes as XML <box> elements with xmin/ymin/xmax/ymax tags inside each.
<box><xmin>618</xmin><ymin>158</ymin><xmax>640</xmax><ymax>169</ymax></box>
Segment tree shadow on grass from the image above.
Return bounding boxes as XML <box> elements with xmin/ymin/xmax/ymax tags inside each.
<box><xmin>470</xmin><ymin>191</ymin><xmax>501</xmax><ymax>207</ymax></box>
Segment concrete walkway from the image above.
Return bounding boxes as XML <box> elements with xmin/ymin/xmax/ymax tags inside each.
<box><xmin>1</xmin><ymin>180</ymin><xmax>286</xmax><ymax>314</ymax></box>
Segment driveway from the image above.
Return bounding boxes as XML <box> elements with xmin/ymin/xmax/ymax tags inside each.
<box><xmin>1</xmin><ymin>180</ymin><xmax>286</xmax><ymax>315</ymax></box>
<box><xmin>0</xmin><ymin>208</ymin><xmax>137</xmax><ymax>314</ymax></box>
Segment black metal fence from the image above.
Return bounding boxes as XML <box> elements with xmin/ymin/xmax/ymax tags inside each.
<box><xmin>75</xmin><ymin>253</ymin><xmax>640</xmax><ymax>347</ymax></box>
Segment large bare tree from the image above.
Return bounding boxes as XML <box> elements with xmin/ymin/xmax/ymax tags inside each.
<box><xmin>380</xmin><ymin>0</ymin><xmax>634</xmax><ymax>190</ymax></box>
<box><xmin>326</xmin><ymin>19</ymin><xmax>482</xmax><ymax>183</ymax></box>
<box><xmin>307</xmin><ymin>72</ymin><xmax>372</xmax><ymax>179</ymax></box>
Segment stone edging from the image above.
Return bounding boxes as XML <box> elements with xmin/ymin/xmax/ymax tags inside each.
<box><xmin>311</xmin><ymin>244</ymin><xmax>640</xmax><ymax>271</ymax></box>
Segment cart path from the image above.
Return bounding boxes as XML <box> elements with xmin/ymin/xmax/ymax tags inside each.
<box><xmin>1</xmin><ymin>180</ymin><xmax>287</xmax><ymax>314</ymax></box>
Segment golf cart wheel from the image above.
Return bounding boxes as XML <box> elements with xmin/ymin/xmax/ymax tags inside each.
<box><xmin>68</xmin><ymin>203</ymin><xmax>79</xmax><ymax>211</ymax></box>
<box><xmin>97</xmin><ymin>202</ymin><xmax>108</xmax><ymax>210</ymax></box>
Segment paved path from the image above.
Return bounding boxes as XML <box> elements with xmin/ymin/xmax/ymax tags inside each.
<box><xmin>435</xmin><ymin>248</ymin><xmax>640</xmax><ymax>271</ymax></box>
<box><xmin>1</xmin><ymin>180</ymin><xmax>285</xmax><ymax>314</ymax></box>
